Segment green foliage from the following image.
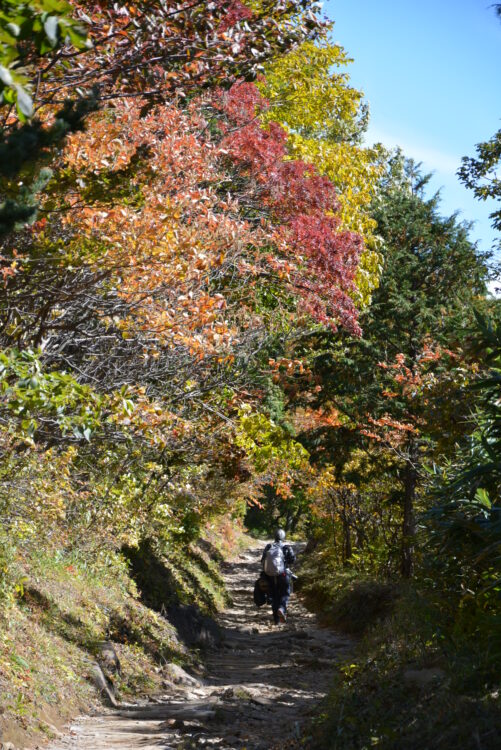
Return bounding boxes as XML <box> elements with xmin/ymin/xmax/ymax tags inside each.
<box><xmin>236</xmin><ymin>408</ymin><xmax>308</xmax><ymax>472</ymax></box>
<box><xmin>0</xmin><ymin>525</ymin><xmax>16</xmax><ymax>605</ymax></box>
<box><xmin>0</xmin><ymin>0</ymin><xmax>88</xmax><ymax>119</ymax></box>
<box><xmin>299</xmin><ymin>305</ymin><xmax>501</xmax><ymax>749</ymax></box>
<box><xmin>245</xmin><ymin>482</ymin><xmax>310</xmax><ymax>536</ymax></box>
<box><xmin>458</xmin><ymin>129</ymin><xmax>501</xmax><ymax>248</ymax></box>
<box><xmin>426</xmin><ymin>311</ymin><xmax>501</xmax><ymax>625</ymax></box>
<box><xmin>300</xmin><ymin>545</ymin><xmax>398</xmax><ymax>634</ymax></box>
<box><xmin>370</xmin><ymin>158</ymin><xmax>488</xmax><ymax>347</ymax></box>
<box><xmin>297</xmin><ymin>157</ymin><xmax>489</xmax><ymax>576</ymax></box>
<box><xmin>0</xmin><ymin>92</ymin><xmax>98</xmax><ymax>234</ymax></box>
<box><xmin>0</xmin><ymin>348</ymin><xmax>102</xmax><ymax>441</ymax></box>
<box><xmin>301</xmin><ymin>558</ymin><xmax>501</xmax><ymax>749</ymax></box>
<box><xmin>0</xmin><ymin>0</ymin><xmax>93</xmax><ymax>236</ymax></box>
<box><xmin>236</xmin><ymin>407</ymin><xmax>309</xmax><ymax>498</ymax></box>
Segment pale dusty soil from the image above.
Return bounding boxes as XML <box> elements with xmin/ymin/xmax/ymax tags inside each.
<box><xmin>46</xmin><ymin>543</ymin><xmax>351</xmax><ymax>750</ymax></box>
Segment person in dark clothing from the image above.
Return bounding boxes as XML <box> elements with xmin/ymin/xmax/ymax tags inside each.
<box><xmin>261</xmin><ymin>529</ymin><xmax>296</xmax><ymax>624</ymax></box>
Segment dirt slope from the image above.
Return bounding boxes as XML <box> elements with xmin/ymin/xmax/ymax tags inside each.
<box><xmin>46</xmin><ymin>543</ymin><xmax>351</xmax><ymax>750</ymax></box>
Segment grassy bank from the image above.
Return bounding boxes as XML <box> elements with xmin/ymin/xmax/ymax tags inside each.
<box><xmin>0</xmin><ymin>522</ymin><xmax>242</xmax><ymax>749</ymax></box>
<box><xmin>299</xmin><ymin>545</ymin><xmax>501</xmax><ymax>750</ymax></box>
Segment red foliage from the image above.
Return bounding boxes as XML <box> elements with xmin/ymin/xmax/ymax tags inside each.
<box><xmin>218</xmin><ymin>80</ymin><xmax>270</xmax><ymax>126</ymax></box>
<box><xmin>218</xmin><ymin>0</ymin><xmax>254</xmax><ymax>32</ymax></box>
<box><xmin>56</xmin><ymin>76</ymin><xmax>365</xmax><ymax>357</ymax></box>
<box><xmin>284</xmin><ymin>215</ymin><xmax>362</xmax><ymax>333</ymax></box>
<box><xmin>218</xmin><ymin>82</ymin><xmax>363</xmax><ymax>334</ymax></box>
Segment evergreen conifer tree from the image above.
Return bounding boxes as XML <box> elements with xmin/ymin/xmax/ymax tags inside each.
<box><xmin>296</xmin><ymin>157</ymin><xmax>489</xmax><ymax>575</ymax></box>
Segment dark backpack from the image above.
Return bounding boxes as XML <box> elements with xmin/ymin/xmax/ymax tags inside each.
<box><xmin>253</xmin><ymin>573</ymin><xmax>269</xmax><ymax>607</ymax></box>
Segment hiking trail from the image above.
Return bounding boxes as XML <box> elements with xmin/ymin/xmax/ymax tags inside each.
<box><xmin>47</xmin><ymin>543</ymin><xmax>351</xmax><ymax>750</ymax></box>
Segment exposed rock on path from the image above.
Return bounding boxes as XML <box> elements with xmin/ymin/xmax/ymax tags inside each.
<box><xmin>47</xmin><ymin>543</ymin><xmax>351</xmax><ymax>750</ymax></box>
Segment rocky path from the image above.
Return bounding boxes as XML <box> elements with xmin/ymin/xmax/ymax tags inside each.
<box><xmin>48</xmin><ymin>543</ymin><xmax>351</xmax><ymax>750</ymax></box>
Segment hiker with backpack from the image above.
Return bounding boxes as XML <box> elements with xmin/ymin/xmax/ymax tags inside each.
<box><xmin>261</xmin><ymin>529</ymin><xmax>296</xmax><ymax>624</ymax></box>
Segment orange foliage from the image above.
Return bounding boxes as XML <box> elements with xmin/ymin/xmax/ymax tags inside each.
<box><xmin>63</xmin><ymin>100</ymin><xmax>256</xmax><ymax>354</ymax></box>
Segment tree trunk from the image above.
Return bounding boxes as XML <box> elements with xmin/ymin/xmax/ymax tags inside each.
<box><xmin>342</xmin><ymin>491</ymin><xmax>352</xmax><ymax>565</ymax></box>
<box><xmin>401</xmin><ymin>438</ymin><xmax>418</xmax><ymax>577</ymax></box>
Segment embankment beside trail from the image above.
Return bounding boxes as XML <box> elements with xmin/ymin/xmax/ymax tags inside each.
<box><xmin>0</xmin><ymin>528</ymin><xmax>244</xmax><ymax>750</ymax></box>
<box><xmin>298</xmin><ymin>542</ymin><xmax>501</xmax><ymax>750</ymax></box>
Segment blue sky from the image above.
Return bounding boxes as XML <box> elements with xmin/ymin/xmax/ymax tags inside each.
<box><xmin>324</xmin><ymin>0</ymin><xmax>501</xmax><ymax>265</ymax></box>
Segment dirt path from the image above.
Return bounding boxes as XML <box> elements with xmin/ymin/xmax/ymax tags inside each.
<box><xmin>48</xmin><ymin>543</ymin><xmax>351</xmax><ymax>750</ymax></box>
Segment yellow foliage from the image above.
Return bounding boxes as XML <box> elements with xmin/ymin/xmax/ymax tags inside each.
<box><xmin>288</xmin><ymin>133</ymin><xmax>382</xmax><ymax>308</ymax></box>
<box><xmin>260</xmin><ymin>40</ymin><xmax>362</xmax><ymax>138</ymax></box>
<box><xmin>260</xmin><ymin>40</ymin><xmax>383</xmax><ymax>307</ymax></box>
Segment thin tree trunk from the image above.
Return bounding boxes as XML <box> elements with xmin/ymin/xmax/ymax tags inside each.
<box><xmin>401</xmin><ymin>438</ymin><xmax>418</xmax><ymax>577</ymax></box>
<box><xmin>342</xmin><ymin>491</ymin><xmax>352</xmax><ymax>565</ymax></box>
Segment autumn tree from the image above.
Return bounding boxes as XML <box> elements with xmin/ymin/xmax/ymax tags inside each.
<box><xmin>216</xmin><ymin>80</ymin><xmax>365</xmax><ymax>333</ymax></box>
<box><xmin>1</xmin><ymin>0</ymin><xmax>326</xmax><ymax>234</ymax></box>
<box><xmin>0</xmin><ymin>1</ymin><xmax>340</xmax><ymax>586</ymax></box>
<box><xmin>260</xmin><ymin>38</ymin><xmax>382</xmax><ymax>307</ymax></box>
<box><xmin>0</xmin><ymin>0</ymin><xmax>377</xmax><ymax>588</ymax></box>
<box><xmin>282</xmin><ymin>157</ymin><xmax>489</xmax><ymax>575</ymax></box>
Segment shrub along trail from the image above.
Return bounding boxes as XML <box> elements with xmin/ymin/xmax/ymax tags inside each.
<box><xmin>48</xmin><ymin>543</ymin><xmax>351</xmax><ymax>750</ymax></box>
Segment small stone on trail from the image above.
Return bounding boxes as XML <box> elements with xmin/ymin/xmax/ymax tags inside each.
<box><xmin>159</xmin><ymin>719</ymin><xmax>178</xmax><ymax>728</ymax></box>
<box><xmin>292</xmin><ymin>630</ymin><xmax>310</xmax><ymax>639</ymax></box>
<box><xmin>164</xmin><ymin>662</ymin><xmax>201</xmax><ymax>687</ymax></box>
<box><xmin>251</xmin><ymin>696</ymin><xmax>274</xmax><ymax>707</ymax></box>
